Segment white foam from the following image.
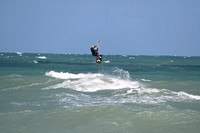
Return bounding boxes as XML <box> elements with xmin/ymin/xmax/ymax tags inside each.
<box><xmin>33</xmin><ymin>60</ymin><xmax>38</xmax><ymax>63</ymax></box>
<box><xmin>127</xmin><ymin>90</ymin><xmax>199</xmax><ymax>105</ymax></box>
<box><xmin>140</xmin><ymin>79</ymin><xmax>151</xmax><ymax>82</ymax></box>
<box><xmin>177</xmin><ymin>91</ymin><xmax>200</xmax><ymax>100</ymax></box>
<box><xmin>104</xmin><ymin>60</ymin><xmax>110</xmax><ymax>63</ymax></box>
<box><xmin>122</xmin><ymin>87</ymin><xmax>200</xmax><ymax>105</ymax></box>
<box><xmin>113</xmin><ymin>68</ymin><xmax>130</xmax><ymax>79</ymax></box>
<box><xmin>129</xmin><ymin>57</ymin><xmax>135</xmax><ymax>60</ymax></box>
<box><xmin>138</xmin><ymin>88</ymin><xmax>160</xmax><ymax>94</ymax></box>
<box><xmin>44</xmin><ymin>71</ymin><xmax>141</xmax><ymax>92</ymax></box>
<box><xmin>45</xmin><ymin>71</ymin><xmax>103</xmax><ymax>80</ymax></box>
<box><xmin>36</xmin><ymin>56</ymin><xmax>47</xmax><ymax>59</ymax></box>
<box><xmin>16</xmin><ymin>52</ymin><xmax>23</xmax><ymax>56</ymax></box>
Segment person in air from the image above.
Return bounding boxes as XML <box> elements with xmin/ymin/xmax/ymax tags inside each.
<box><xmin>91</xmin><ymin>42</ymin><xmax>102</xmax><ymax>63</ymax></box>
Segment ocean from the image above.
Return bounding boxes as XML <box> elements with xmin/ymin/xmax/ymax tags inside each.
<box><xmin>0</xmin><ymin>52</ymin><xmax>200</xmax><ymax>133</ymax></box>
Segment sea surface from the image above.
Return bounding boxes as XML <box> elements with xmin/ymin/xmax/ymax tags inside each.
<box><xmin>0</xmin><ymin>52</ymin><xmax>200</xmax><ymax>133</ymax></box>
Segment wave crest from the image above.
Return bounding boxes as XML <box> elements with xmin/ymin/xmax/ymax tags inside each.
<box><xmin>44</xmin><ymin>70</ymin><xmax>140</xmax><ymax>92</ymax></box>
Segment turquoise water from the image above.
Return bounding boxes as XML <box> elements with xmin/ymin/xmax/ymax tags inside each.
<box><xmin>0</xmin><ymin>52</ymin><xmax>200</xmax><ymax>133</ymax></box>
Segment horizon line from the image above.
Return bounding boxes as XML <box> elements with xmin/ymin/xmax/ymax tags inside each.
<box><xmin>0</xmin><ymin>51</ymin><xmax>199</xmax><ymax>57</ymax></box>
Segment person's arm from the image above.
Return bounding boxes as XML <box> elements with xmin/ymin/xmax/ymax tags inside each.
<box><xmin>95</xmin><ymin>45</ymin><xmax>98</xmax><ymax>51</ymax></box>
<box><xmin>96</xmin><ymin>44</ymin><xmax>99</xmax><ymax>50</ymax></box>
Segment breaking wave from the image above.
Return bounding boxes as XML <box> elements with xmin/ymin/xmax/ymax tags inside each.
<box><xmin>44</xmin><ymin>69</ymin><xmax>140</xmax><ymax>92</ymax></box>
<box><xmin>44</xmin><ymin>69</ymin><xmax>200</xmax><ymax>106</ymax></box>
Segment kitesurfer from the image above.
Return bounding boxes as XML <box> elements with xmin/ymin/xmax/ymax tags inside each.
<box><xmin>91</xmin><ymin>42</ymin><xmax>102</xmax><ymax>64</ymax></box>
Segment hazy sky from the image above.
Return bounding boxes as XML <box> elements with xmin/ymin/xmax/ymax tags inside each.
<box><xmin>1</xmin><ymin>0</ymin><xmax>200</xmax><ymax>56</ymax></box>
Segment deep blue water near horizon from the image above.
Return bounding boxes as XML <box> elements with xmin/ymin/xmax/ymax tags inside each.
<box><xmin>0</xmin><ymin>52</ymin><xmax>200</xmax><ymax>133</ymax></box>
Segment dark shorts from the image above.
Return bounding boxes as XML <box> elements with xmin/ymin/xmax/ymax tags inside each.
<box><xmin>93</xmin><ymin>51</ymin><xmax>99</xmax><ymax>57</ymax></box>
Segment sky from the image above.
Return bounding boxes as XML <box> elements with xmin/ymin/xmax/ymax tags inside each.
<box><xmin>0</xmin><ymin>0</ymin><xmax>200</xmax><ymax>56</ymax></box>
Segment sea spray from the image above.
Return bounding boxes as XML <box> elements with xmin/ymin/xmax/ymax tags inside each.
<box><xmin>44</xmin><ymin>70</ymin><xmax>139</xmax><ymax>92</ymax></box>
